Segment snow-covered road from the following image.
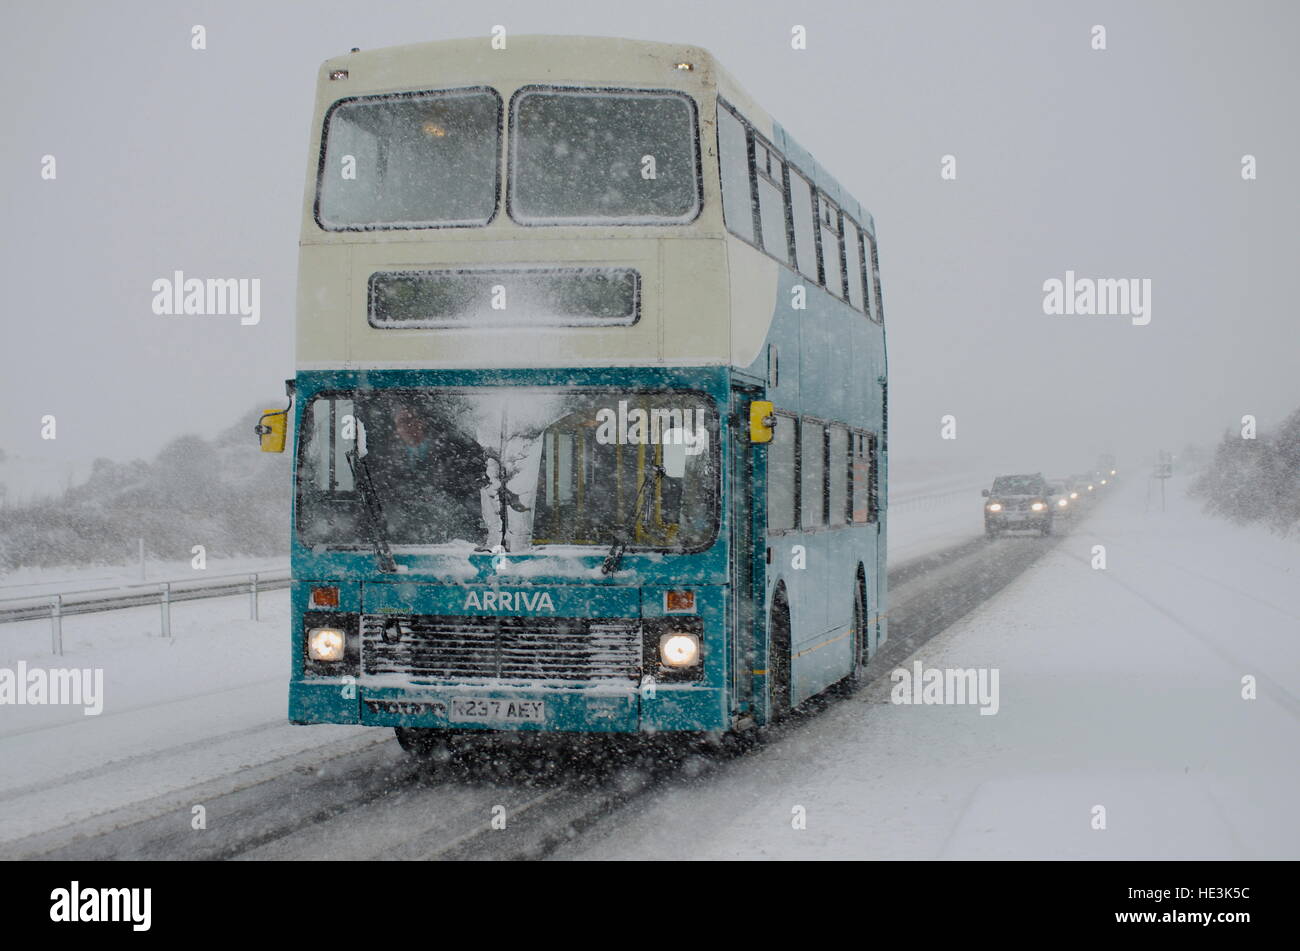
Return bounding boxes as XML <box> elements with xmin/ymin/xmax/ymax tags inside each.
<box><xmin>557</xmin><ymin>477</ymin><xmax>1300</xmax><ymax>859</ymax></box>
<box><xmin>4</xmin><ymin>474</ymin><xmax>1292</xmax><ymax>859</ymax></box>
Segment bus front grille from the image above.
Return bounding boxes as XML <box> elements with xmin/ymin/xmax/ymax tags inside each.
<box><xmin>360</xmin><ymin>615</ymin><xmax>642</xmax><ymax>682</ymax></box>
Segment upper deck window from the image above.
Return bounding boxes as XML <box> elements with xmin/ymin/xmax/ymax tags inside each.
<box><xmin>316</xmin><ymin>88</ymin><xmax>502</xmax><ymax>230</ymax></box>
<box><xmin>509</xmin><ymin>86</ymin><xmax>700</xmax><ymax>225</ymax></box>
<box><xmin>716</xmin><ymin>105</ymin><xmax>754</xmax><ymax>243</ymax></box>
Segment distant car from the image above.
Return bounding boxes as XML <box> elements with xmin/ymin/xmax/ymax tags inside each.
<box><xmin>983</xmin><ymin>473</ymin><xmax>1053</xmax><ymax>537</ymax></box>
<box><xmin>1070</xmin><ymin>473</ymin><xmax>1098</xmax><ymax>500</ymax></box>
<box><xmin>1046</xmin><ymin>480</ymin><xmax>1074</xmax><ymax>519</ymax></box>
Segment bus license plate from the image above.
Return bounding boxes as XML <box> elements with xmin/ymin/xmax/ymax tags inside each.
<box><xmin>451</xmin><ymin>698</ymin><xmax>546</xmax><ymax>723</ymax></box>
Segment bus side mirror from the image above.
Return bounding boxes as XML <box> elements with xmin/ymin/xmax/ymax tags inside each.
<box><xmin>256</xmin><ymin>408</ymin><xmax>288</xmax><ymax>453</ymax></box>
<box><xmin>749</xmin><ymin>400</ymin><xmax>775</xmax><ymax>444</ymax></box>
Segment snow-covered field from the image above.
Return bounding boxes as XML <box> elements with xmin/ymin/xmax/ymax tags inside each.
<box><xmin>559</xmin><ymin>476</ymin><xmax>1300</xmax><ymax>859</ymax></box>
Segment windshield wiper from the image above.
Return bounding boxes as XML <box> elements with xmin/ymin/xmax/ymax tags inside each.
<box><xmin>346</xmin><ymin>448</ymin><xmax>397</xmax><ymax>573</ymax></box>
<box><xmin>482</xmin><ymin>447</ymin><xmax>531</xmax><ymax>553</ymax></box>
<box><xmin>601</xmin><ymin>464</ymin><xmax>663</xmax><ymax>575</ymax></box>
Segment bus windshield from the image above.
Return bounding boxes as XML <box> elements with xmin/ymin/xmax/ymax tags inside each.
<box><xmin>297</xmin><ymin>388</ymin><xmax>719</xmax><ymax>554</ymax></box>
<box><xmin>509</xmin><ymin>88</ymin><xmax>700</xmax><ymax>224</ymax></box>
<box><xmin>316</xmin><ymin>88</ymin><xmax>502</xmax><ymax>229</ymax></box>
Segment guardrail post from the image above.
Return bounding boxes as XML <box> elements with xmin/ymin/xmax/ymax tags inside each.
<box><xmin>160</xmin><ymin>582</ymin><xmax>172</xmax><ymax>638</ymax></box>
<box><xmin>51</xmin><ymin>594</ymin><xmax>63</xmax><ymax>656</ymax></box>
<box><xmin>249</xmin><ymin>573</ymin><xmax>259</xmax><ymax>621</ymax></box>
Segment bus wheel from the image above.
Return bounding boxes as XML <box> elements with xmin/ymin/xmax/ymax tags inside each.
<box><xmin>395</xmin><ymin>727</ymin><xmax>444</xmax><ymax>758</ymax></box>
<box><xmin>769</xmin><ymin>595</ymin><xmax>792</xmax><ymax>721</ymax></box>
<box><xmin>850</xmin><ymin>580</ymin><xmax>867</xmax><ymax>681</ymax></box>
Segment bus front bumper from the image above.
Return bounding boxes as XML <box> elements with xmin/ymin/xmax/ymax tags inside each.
<box><xmin>290</xmin><ymin>679</ymin><xmax>728</xmax><ymax>733</ymax></box>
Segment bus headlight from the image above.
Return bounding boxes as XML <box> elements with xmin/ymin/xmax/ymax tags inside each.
<box><xmin>659</xmin><ymin>632</ymin><xmax>701</xmax><ymax>668</ymax></box>
<box><xmin>308</xmin><ymin>627</ymin><xmax>346</xmax><ymax>662</ymax></box>
<box><xmin>986</xmin><ymin>502</ymin><xmax>1003</xmax><ymax>512</ymax></box>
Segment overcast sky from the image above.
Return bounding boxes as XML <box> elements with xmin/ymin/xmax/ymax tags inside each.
<box><xmin>2</xmin><ymin>0</ymin><xmax>1296</xmax><ymax>483</ymax></box>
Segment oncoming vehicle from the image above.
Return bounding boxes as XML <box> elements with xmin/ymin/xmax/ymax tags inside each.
<box><xmin>983</xmin><ymin>473</ymin><xmax>1052</xmax><ymax>537</ymax></box>
<box><xmin>256</xmin><ymin>36</ymin><xmax>889</xmax><ymax>750</ymax></box>
<box><xmin>1090</xmin><ymin>469</ymin><xmax>1112</xmax><ymax>491</ymax></box>
<box><xmin>1046</xmin><ymin>480</ymin><xmax>1073</xmax><ymax>519</ymax></box>
<box><xmin>1064</xmin><ymin>475</ymin><xmax>1091</xmax><ymax>506</ymax></box>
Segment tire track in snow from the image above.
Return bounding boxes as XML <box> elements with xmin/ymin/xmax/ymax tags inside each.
<box><xmin>0</xmin><ymin>719</ymin><xmax>286</xmax><ymax>805</ymax></box>
<box><xmin>1058</xmin><ymin>548</ymin><xmax>1300</xmax><ymax>723</ymax></box>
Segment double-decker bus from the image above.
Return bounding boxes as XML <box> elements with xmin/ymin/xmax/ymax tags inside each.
<box><xmin>258</xmin><ymin>35</ymin><xmax>888</xmax><ymax>748</ymax></box>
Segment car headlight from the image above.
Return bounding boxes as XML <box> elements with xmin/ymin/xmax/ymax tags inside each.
<box><xmin>659</xmin><ymin>632</ymin><xmax>700</xmax><ymax>668</ymax></box>
<box><xmin>1100</xmin><ymin>479</ymin><xmax>1108</xmax><ymax>485</ymax></box>
<box><xmin>308</xmin><ymin>627</ymin><xmax>346</xmax><ymax>662</ymax></box>
<box><xmin>1057</xmin><ymin>498</ymin><xmax>1068</xmax><ymax>507</ymax></box>
<box><xmin>986</xmin><ymin>502</ymin><xmax>1003</xmax><ymax>512</ymax></box>
<box><xmin>1031</xmin><ymin>501</ymin><xmax>1046</xmax><ymax>512</ymax></box>
<box><xmin>1070</xmin><ymin>492</ymin><xmax>1079</xmax><ymax>499</ymax></box>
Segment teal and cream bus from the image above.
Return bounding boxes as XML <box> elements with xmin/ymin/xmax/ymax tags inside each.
<box><xmin>259</xmin><ymin>35</ymin><xmax>888</xmax><ymax>747</ymax></box>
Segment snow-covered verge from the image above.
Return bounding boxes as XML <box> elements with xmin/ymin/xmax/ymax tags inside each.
<box><xmin>887</xmin><ymin>474</ymin><xmax>987</xmax><ymax>564</ymax></box>
<box><xmin>0</xmin><ymin>589</ymin><xmax>370</xmax><ymax>848</ymax></box>
<box><xmin>559</xmin><ymin>475</ymin><xmax>1300</xmax><ymax>859</ymax></box>
<box><xmin>1189</xmin><ymin>406</ymin><xmax>1300</xmax><ymax>537</ymax></box>
<box><xmin>0</xmin><ymin>556</ymin><xmax>288</xmax><ymax>603</ymax></box>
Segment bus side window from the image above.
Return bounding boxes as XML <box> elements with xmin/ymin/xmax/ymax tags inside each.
<box><xmin>818</xmin><ymin>193</ymin><xmax>845</xmax><ymax>300</ymax></box>
<box><xmin>754</xmin><ymin>138</ymin><xmax>790</xmax><ymax>265</ymax></box>
<box><xmin>865</xmin><ymin>232</ymin><xmax>885</xmax><ymax>323</ymax></box>
<box><xmin>843</xmin><ymin>218</ymin><xmax>866</xmax><ymax>312</ymax></box>
<box><xmin>716</xmin><ymin>105</ymin><xmax>755</xmax><ymax>244</ymax></box>
<box><xmin>800</xmin><ymin>419</ymin><xmax>826</xmax><ymax>530</ymax></box>
<box><xmin>828</xmin><ymin>425</ymin><xmax>848</xmax><ymax>524</ymax></box>
<box><xmin>867</xmin><ymin>433</ymin><xmax>880</xmax><ymax>521</ymax></box>
<box><xmin>768</xmin><ymin>412</ymin><xmax>798</xmax><ymax>533</ymax></box>
<box><xmin>304</xmin><ymin>396</ymin><xmax>355</xmax><ymax>495</ymax></box>
<box><xmin>851</xmin><ymin>431</ymin><xmax>872</xmax><ymax>524</ymax></box>
<box><xmin>788</xmin><ymin>170</ymin><xmax>818</xmax><ymax>283</ymax></box>
<box><xmin>859</xmin><ymin>233</ymin><xmax>876</xmax><ymax>322</ymax></box>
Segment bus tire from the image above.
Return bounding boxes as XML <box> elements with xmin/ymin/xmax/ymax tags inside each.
<box><xmin>850</xmin><ymin>576</ymin><xmax>868</xmax><ymax>681</ymax></box>
<box><xmin>769</xmin><ymin>592</ymin><xmax>792</xmax><ymax>722</ymax></box>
